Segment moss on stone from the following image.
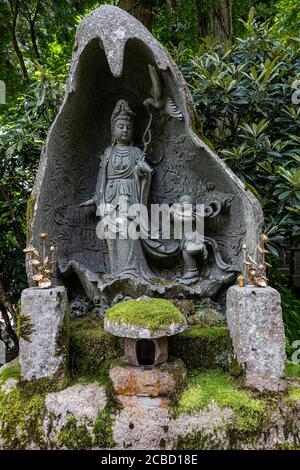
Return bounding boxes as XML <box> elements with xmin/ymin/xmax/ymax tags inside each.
<box><xmin>70</xmin><ymin>325</ymin><xmax>121</xmax><ymax>375</ymax></box>
<box><xmin>105</xmin><ymin>298</ymin><xmax>185</xmax><ymax>333</ymax></box>
<box><xmin>174</xmin><ymin>430</ymin><xmax>223</xmax><ymax>450</ymax></box>
<box><xmin>175</xmin><ymin>370</ymin><xmax>268</xmax><ymax>442</ymax></box>
<box><xmin>20</xmin><ymin>370</ymin><xmax>69</xmax><ymax>395</ymax></box>
<box><xmin>16</xmin><ymin>312</ymin><xmax>34</xmax><ymax>341</ymax></box>
<box><xmin>169</xmin><ymin>326</ymin><xmax>232</xmax><ymax>370</ymax></box>
<box><xmin>285</xmin><ymin>362</ymin><xmax>300</xmax><ymax>380</ymax></box>
<box><xmin>0</xmin><ymin>387</ymin><xmax>47</xmax><ymax>449</ymax></box>
<box><xmin>0</xmin><ymin>362</ymin><xmax>21</xmax><ymax>386</ymax></box>
<box><xmin>56</xmin><ymin>416</ymin><xmax>93</xmax><ymax>450</ymax></box>
<box><xmin>286</xmin><ymin>386</ymin><xmax>300</xmax><ymax>402</ymax></box>
<box><xmin>93</xmin><ymin>408</ymin><xmax>116</xmax><ymax>448</ymax></box>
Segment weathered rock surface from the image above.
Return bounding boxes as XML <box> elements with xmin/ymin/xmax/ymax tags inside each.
<box><xmin>110</xmin><ymin>359</ymin><xmax>186</xmax><ymax>397</ymax></box>
<box><xmin>226</xmin><ymin>285</ymin><xmax>286</xmax><ymax>392</ymax></box>
<box><xmin>44</xmin><ymin>383</ymin><xmax>107</xmax><ymax>442</ymax></box>
<box><xmin>19</xmin><ymin>287</ymin><xmax>69</xmax><ymax>384</ymax></box>
<box><xmin>45</xmin><ymin>383</ymin><xmax>107</xmax><ymax>423</ymax></box>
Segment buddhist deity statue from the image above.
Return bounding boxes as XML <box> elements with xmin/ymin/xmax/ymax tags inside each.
<box><xmin>80</xmin><ymin>99</ymin><xmax>154</xmax><ymax>279</ymax></box>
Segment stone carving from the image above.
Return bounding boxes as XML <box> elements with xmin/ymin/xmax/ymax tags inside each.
<box><xmin>27</xmin><ymin>5</ymin><xmax>263</xmax><ymax>306</ymax></box>
<box><xmin>79</xmin><ymin>99</ymin><xmax>154</xmax><ymax>279</ymax></box>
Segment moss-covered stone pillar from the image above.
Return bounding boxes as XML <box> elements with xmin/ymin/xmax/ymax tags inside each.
<box><xmin>19</xmin><ymin>287</ymin><xmax>69</xmax><ymax>389</ymax></box>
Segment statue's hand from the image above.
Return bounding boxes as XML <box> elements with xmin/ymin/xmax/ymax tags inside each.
<box><xmin>137</xmin><ymin>160</ymin><xmax>154</xmax><ymax>176</ymax></box>
<box><xmin>79</xmin><ymin>199</ymin><xmax>95</xmax><ymax>208</ymax></box>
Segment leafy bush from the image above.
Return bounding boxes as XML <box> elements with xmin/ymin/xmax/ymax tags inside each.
<box><xmin>179</xmin><ymin>10</ymin><xmax>300</xmax><ymax>254</ymax></box>
<box><xmin>177</xmin><ymin>11</ymin><xmax>300</xmax><ymax>355</ymax></box>
<box><xmin>0</xmin><ymin>66</ymin><xmax>65</xmax><ymax>300</ymax></box>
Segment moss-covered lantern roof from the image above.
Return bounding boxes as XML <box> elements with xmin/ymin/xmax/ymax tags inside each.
<box><xmin>104</xmin><ymin>298</ymin><xmax>187</xmax><ymax>338</ymax></box>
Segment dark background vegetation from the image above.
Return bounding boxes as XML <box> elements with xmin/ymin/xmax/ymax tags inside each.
<box><xmin>0</xmin><ymin>0</ymin><xmax>299</xmax><ymax>356</ymax></box>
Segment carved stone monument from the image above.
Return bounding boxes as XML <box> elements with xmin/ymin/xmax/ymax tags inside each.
<box><xmin>26</xmin><ymin>5</ymin><xmax>263</xmax><ymax>310</ymax></box>
<box><xmin>0</xmin><ymin>6</ymin><xmax>296</xmax><ymax>451</ymax></box>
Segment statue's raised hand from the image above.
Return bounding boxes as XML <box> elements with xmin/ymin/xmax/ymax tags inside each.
<box><xmin>79</xmin><ymin>198</ymin><xmax>96</xmax><ymax>208</ymax></box>
<box><xmin>137</xmin><ymin>160</ymin><xmax>154</xmax><ymax>176</ymax></box>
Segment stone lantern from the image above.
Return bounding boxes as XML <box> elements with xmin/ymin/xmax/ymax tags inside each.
<box><xmin>104</xmin><ymin>298</ymin><xmax>187</xmax><ymax>408</ymax></box>
<box><xmin>104</xmin><ymin>298</ymin><xmax>187</xmax><ymax>369</ymax></box>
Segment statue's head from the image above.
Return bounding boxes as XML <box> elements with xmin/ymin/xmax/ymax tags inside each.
<box><xmin>111</xmin><ymin>99</ymin><xmax>135</xmax><ymax>145</ymax></box>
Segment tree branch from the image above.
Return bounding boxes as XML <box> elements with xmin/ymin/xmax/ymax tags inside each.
<box><xmin>9</xmin><ymin>0</ymin><xmax>29</xmax><ymax>82</ymax></box>
<box><xmin>0</xmin><ymin>278</ymin><xmax>19</xmax><ymax>352</ymax></box>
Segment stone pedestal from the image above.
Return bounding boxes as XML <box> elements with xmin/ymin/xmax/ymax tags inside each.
<box><xmin>110</xmin><ymin>359</ymin><xmax>186</xmax><ymax>398</ymax></box>
<box><xmin>20</xmin><ymin>287</ymin><xmax>69</xmax><ymax>386</ymax></box>
<box><xmin>226</xmin><ymin>285</ymin><xmax>286</xmax><ymax>392</ymax></box>
<box><xmin>110</xmin><ymin>358</ymin><xmax>186</xmax><ymax>414</ymax></box>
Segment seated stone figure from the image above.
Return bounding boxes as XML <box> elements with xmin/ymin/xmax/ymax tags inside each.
<box><xmin>80</xmin><ymin>99</ymin><xmax>153</xmax><ymax>279</ymax></box>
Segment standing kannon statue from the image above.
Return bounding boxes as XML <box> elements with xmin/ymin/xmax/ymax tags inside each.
<box><xmin>80</xmin><ymin>99</ymin><xmax>154</xmax><ymax>279</ymax></box>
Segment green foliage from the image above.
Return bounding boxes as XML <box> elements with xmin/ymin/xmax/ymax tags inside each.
<box><xmin>105</xmin><ymin>298</ymin><xmax>185</xmax><ymax>332</ymax></box>
<box><xmin>269</xmin><ymin>268</ymin><xmax>300</xmax><ymax>357</ymax></box>
<box><xmin>179</xmin><ymin>11</ymin><xmax>300</xmax><ymax>254</ymax></box>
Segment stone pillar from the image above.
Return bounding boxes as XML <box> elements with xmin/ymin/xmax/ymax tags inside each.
<box><xmin>226</xmin><ymin>285</ymin><xmax>286</xmax><ymax>392</ymax></box>
<box><xmin>20</xmin><ymin>287</ymin><xmax>69</xmax><ymax>387</ymax></box>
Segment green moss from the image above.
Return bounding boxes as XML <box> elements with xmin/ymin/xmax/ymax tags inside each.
<box><xmin>0</xmin><ymin>387</ymin><xmax>47</xmax><ymax>449</ymax></box>
<box><xmin>0</xmin><ymin>362</ymin><xmax>21</xmax><ymax>385</ymax></box>
<box><xmin>70</xmin><ymin>326</ymin><xmax>121</xmax><ymax>375</ymax></box>
<box><xmin>285</xmin><ymin>362</ymin><xmax>300</xmax><ymax>380</ymax></box>
<box><xmin>57</xmin><ymin>416</ymin><xmax>93</xmax><ymax>450</ymax></box>
<box><xmin>70</xmin><ymin>314</ymin><xmax>104</xmax><ymax>333</ymax></box>
<box><xmin>16</xmin><ymin>312</ymin><xmax>34</xmax><ymax>341</ymax></box>
<box><xmin>176</xmin><ymin>370</ymin><xmax>267</xmax><ymax>439</ymax></box>
<box><xmin>20</xmin><ymin>370</ymin><xmax>69</xmax><ymax>395</ymax></box>
<box><xmin>169</xmin><ymin>326</ymin><xmax>232</xmax><ymax>370</ymax></box>
<box><xmin>287</xmin><ymin>386</ymin><xmax>300</xmax><ymax>402</ymax></box>
<box><xmin>105</xmin><ymin>298</ymin><xmax>185</xmax><ymax>333</ymax></box>
<box><xmin>181</xmin><ymin>325</ymin><xmax>228</xmax><ymax>340</ymax></box>
<box><xmin>174</xmin><ymin>430</ymin><xmax>223</xmax><ymax>450</ymax></box>
<box><xmin>93</xmin><ymin>408</ymin><xmax>116</xmax><ymax>448</ymax></box>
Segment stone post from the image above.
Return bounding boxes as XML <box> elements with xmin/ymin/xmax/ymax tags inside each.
<box><xmin>19</xmin><ymin>287</ymin><xmax>69</xmax><ymax>388</ymax></box>
<box><xmin>226</xmin><ymin>285</ymin><xmax>286</xmax><ymax>392</ymax></box>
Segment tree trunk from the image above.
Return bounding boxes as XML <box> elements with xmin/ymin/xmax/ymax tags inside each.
<box><xmin>196</xmin><ymin>0</ymin><xmax>232</xmax><ymax>43</ymax></box>
<box><xmin>10</xmin><ymin>0</ymin><xmax>29</xmax><ymax>82</ymax></box>
<box><xmin>118</xmin><ymin>0</ymin><xmax>153</xmax><ymax>31</ymax></box>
